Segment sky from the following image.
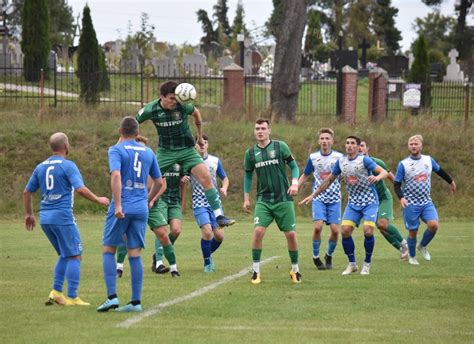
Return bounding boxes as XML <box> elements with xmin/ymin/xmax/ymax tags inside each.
<box><xmin>68</xmin><ymin>0</ymin><xmax>468</xmax><ymax>52</ymax></box>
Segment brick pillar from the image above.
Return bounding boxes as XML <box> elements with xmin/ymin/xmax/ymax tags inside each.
<box><xmin>223</xmin><ymin>63</ymin><xmax>244</xmax><ymax>110</ymax></box>
<box><xmin>341</xmin><ymin>65</ymin><xmax>358</xmax><ymax>123</ymax></box>
<box><xmin>368</xmin><ymin>67</ymin><xmax>389</xmax><ymax>121</ymax></box>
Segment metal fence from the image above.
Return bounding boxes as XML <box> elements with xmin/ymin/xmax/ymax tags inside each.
<box><xmin>0</xmin><ymin>64</ymin><xmax>224</xmax><ymax>108</ymax></box>
<box><xmin>244</xmin><ymin>76</ymin><xmax>337</xmax><ymax>117</ymax></box>
<box><xmin>387</xmin><ymin>79</ymin><xmax>473</xmax><ymax>119</ymax></box>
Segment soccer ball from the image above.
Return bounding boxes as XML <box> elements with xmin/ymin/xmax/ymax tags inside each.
<box><xmin>175</xmin><ymin>83</ymin><xmax>196</xmax><ymax>104</ymax></box>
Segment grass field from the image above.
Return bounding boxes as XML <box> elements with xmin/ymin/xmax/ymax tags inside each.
<box><xmin>1</xmin><ymin>216</ymin><xmax>473</xmax><ymax>343</ymax></box>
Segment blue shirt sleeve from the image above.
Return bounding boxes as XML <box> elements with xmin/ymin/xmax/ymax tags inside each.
<box><xmin>303</xmin><ymin>157</ymin><xmax>313</xmax><ymax>175</ymax></box>
<box><xmin>394</xmin><ymin>162</ymin><xmax>405</xmax><ymax>182</ymax></box>
<box><xmin>216</xmin><ymin>159</ymin><xmax>227</xmax><ymax>179</ymax></box>
<box><xmin>431</xmin><ymin>157</ymin><xmax>440</xmax><ymax>173</ymax></box>
<box><xmin>331</xmin><ymin>159</ymin><xmax>341</xmax><ymax>176</ymax></box>
<box><xmin>25</xmin><ymin>168</ymin><xmax>39</xmax><ymax>192</ymax></box>
<box><xmin>108</xmin><ymin>146</ymin><xmax>122</xmax><ymax>173</ymax></box>
<box><xmin>149</xmin><ymin>154</ymin><xmax>161</xmax><ymax>179</ymax></box>
<box><xmin>363</xmin><ymin>156</ymin><xmax>377</xmax><ymax>173</ymax></box>
<box><xmin>65</xmin><ymin>162</ymin><xmax>85</xmax><ymax>189</ymax></box>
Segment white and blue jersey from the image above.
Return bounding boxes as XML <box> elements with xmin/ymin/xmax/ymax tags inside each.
<box><xmin>332</xmin><ymin>154</ymin><xmax>378</xmax><ymax>206</ymax></box>
<box><xmin>303</xmin><ymin>150</ymin><xmax>343</xmax><ymax>203</ymax></box>
<box><xmin>25</xmin><ymin>156</ymin><xmax>84</xmax><ymax>225</ymax></box>
<box><xmin>191</xmin><ymin>154</ymin><xmax>226</xmax><ymax>209</ymax></box>
<box><xmin>108</xmin><ymin>140</ymin><xmax>161</xmax><ymax>214</ymax></box>
<box><xmin>394</xmin><ymin>154</ymin><xmax>440</xmax><ymax>206</ymax></box>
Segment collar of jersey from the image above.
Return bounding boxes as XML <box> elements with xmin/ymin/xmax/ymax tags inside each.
<box><xmin>257</xmin><ymin>139</ymin><xmax>272</xmax><ymax>150</ymax></box>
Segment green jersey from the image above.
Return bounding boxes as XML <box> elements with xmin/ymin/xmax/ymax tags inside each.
<box><xmin>161</xmin><ymin>163</ymin><xmax>185</xmax><ymax>205</ymax></box>
<box><xmin>371</xmin><ymin>156</ymin><xmax>392</xmax><ymax>201</ymax></box>
<box><xmin>245</xmin><ymin>140</ymin><xmax>295</xmax><ymax>203</ymax></box>
<box><xmin>136</xmin><ymin>100</ymin><xmax>195</xmax><ymax>150</ymax></box>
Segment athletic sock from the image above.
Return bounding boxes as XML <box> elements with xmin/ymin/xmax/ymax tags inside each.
<box><xmin>204</xmin><ymin>188</ymin><xmax>222</xmax><ymax>213</ymax></box>
<box><xmin>169</xmin><ymin>264</ymin><xmax>177</xmax><ymax>272</ymax></box>
<box><xmin>116</xmin><ymin>262</ymin><xmax>124</xmax><ymax>270</ymax></box>
<box><xmin>388</xmin><ymin>223</ymin><xmax>404</xmax><ymax>243</ymax></box>
<box><xmin>128</xmin><ymin>256</ymin><xmax>143</xmax><ymax>302</ymax></box>
<box><xmin>342</xmin><ymin>236</ymin><xmax>356</xmax><ymax>263</ymax></box>
<box><xmin>252</xmin><ymin>248</ymin><xmax>262</xmax><ymax>273</ymax></box>
<box><xmin>66</xmin><ymin>258</ymin><xmax>80</xmax><ymax>299</ymax></box>
<box><xmin>327</xmin><ymin>239</ymin><xmax>337</xmax><ymax>256</ymax></box>
<box><xmin>210</xmin><ymin>238</ymin><xmax>222</xmax><ymax>253</ymax></box>
<box><xmin>289</xmin><ymin>250</ymin><xmax>299</xmax><ymax>264</ymax></box>
<box><xmin>102</xmin><ymin>252</ymin><xmax>117</xmax><ymax>297</ymax></box>
<box><xmin>116</xmin><ymin>246</ymin><xmax>128</xmax><ymax>264</ymax></box>
<box><xmin>407</xmin><ymin>236</ymin><xmax>417</xmax><ymax>257</ymax></box>
<box><xmin>53</xmin><ymin>256</ymin><xmax>68</xmax><ymax>292</ymax></box>
<box><xmin>168</xmin><ymin>233</ymin><xmax>177</xmax><ymax>245</ymax></box>
<box><xmin>163</xmin><ymin>244</ymin><xmax>176</xmax><ymax>265</ymax></box>
<box><xmin>420</xmin><ymin>228</ymin><xmax>436</xmax><ymax>247</ymax></box>
<box><xmin>201</xmin><ymin>239</ymin><xmax>212</xmax><ymax>266</ymax></box>
<box><xmin>364</xmin><ymin>235</ymin><xmax>375</xmax><ymax>263</ymax></box>
<box><xmin>381</xmin><ymin>230</ymin><xmax>401</xmax><ymax>250</ymax></box>
<box><xmin>312</xmin><ymin>240</ymin><xmax>321</xmax><ymax>258</ymax></box>
<box><xmin>155</xmin><ymin>238</ymin><xmax>164</xmax><ymax>262</ymax></box>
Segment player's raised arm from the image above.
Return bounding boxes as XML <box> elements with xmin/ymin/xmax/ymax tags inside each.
<box><xmin>299</xmin><ymin>174</ymin><xmax>337</xmax><ymax>205</ymax></box>
<box><xmin>192</xmin><ymin>107</ymin><xmax>204</xmax><ymax>147</ymax></box>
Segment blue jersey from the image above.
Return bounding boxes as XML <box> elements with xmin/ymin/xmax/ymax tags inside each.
<box><xmin>303</xmin><ymin>150</ymin><xmax>343</xmax><ymax>204</ymax></box>
<box><xmin>191</xmin><ymin>154</ymin><xmax>226</xmax><ymax>209</ymax></box>
<box><xmin>394</xmin><ymin>154</ymin><xmax>440</xmax><ymax>206</ymax></box>
<box><xmin>332</xmin><ymin>154</ymin><xmax>378</xmax><ymax>206</ymax></box>
<box><xmin>108</xmin><ymin>140</ymin><xmax>161</xmax><ymax>214</ymax></box>
<box><xmin>25</xmin><ymin>156</ymin><xmax>84</xmax><ymax>225</ymax></box>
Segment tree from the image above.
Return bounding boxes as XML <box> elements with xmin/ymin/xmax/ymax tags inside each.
<box><xmin>229</xmin><ymin>1</ymin><xmax>249</xmax><ymax>54</ymax></box>
<box><xmin>408</xmin><ymin>34</ymin><xmax>431</xmax><ymax>110</ymax></box>
<box><xmin>8</xmin><ymin>0</ymin><xmax>74</xmax><ymax>48</ymax></box>
<box><xmin>98</xmin><ymin>48</ymin><xmax>110</xmax><ymax>92</ymax></box>
<box><xmin>422</xmin><ymin>0</ymin><xmax>473</xmax><ymax>59</ymax></box>
<box><xmin>121</xmin><ymin>12</ymin><xmax>155</xmax><ymax>70</ymax></box>
<box><xmin>21</xmin><ymin>0</ymin><xmax>50</xmax><ymax>82</ymax></box>
<box><xmin>76</xmin><ymin>5</ymin><xmax>100</xmax><ymax>104</ymax></box>
<box><xmin>270</xmin><ymin>0</ymin><xmax>308</xmax><ymax>122</ymax></box>
<box><xmin>412</xmin><ymin>11</ymin><xmax>456</xmax><ymax>55</ymax></box>
<box><xmin>213</xmin><ymin>0</ymin><xmax>231</xmax><ymax>39</ymax></box>
<box><xmin>372</xmin><ymin>0</ymin><xmax>402</xmax><ymax>54</ymax></box>
<box><xmin>196</xmin><ymin>9</ymin><xmax>221</xmax><ymax>58</ymax></box>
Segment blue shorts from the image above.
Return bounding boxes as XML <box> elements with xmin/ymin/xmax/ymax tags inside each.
<box><xmin>402</xmin><ymin>202</ymin><xmax>438</xmax><ymax>231</ymax></box>
<box><xmin>342</xmin><ymin>203</ymin><xmax>378</xmax><ymax>228</ymax></box>
<box><xmin>193</xmin><ymin>207</ymin><xmax>217</xmax><ymax>230</ymax></box>
<box><xmin>41</xmin><ymin>223</ymin><xmax>82</xmax><ymax>258</ymax></box>
<box><xmin>312</xmin><ymin>199</ymin><xmax>341</xmax><ymax>225</ymax></box>
<box><xmin>102</xmin><ymin>210</ymin><xmax>148</xmax><ymax>249</ymax></box>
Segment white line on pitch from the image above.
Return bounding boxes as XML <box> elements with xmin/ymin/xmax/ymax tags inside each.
<box><xmin>116</xmin><ymin>256</ymin><xmax>279</xmax><ymax>329</ymax></box>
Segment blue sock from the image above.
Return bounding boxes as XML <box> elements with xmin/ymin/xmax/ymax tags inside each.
<box><xmin>102</xmin><ymin>252</ymin><xmax>117</xmax><ymax>297</ymax></box>
<box><xmin>66</xmin><ymin>258</ymin><xmax>80</xmax><ymax>298</ymax></box>
<box><xmin>342</xmin><ymin>237</ymin><xmax>356</xmax><ymax>263</ymax></box>
<box><xmin>364</xmin><ymin>235</ymin><xmax>375</xmax><ymax>263</ymax></box>
<box><xmin>201</xmin><ymin>239</ymin><xmax>212</xmax><ymax>266</ymax></box>
<box><xmin>210</xmin><ymin>238</ymin><xmax>222</xmax><ymax>253</ymax></box>
<box><xmin>129</xmin><ymin>256</ymin><xmax>143</xmax><ymax>302</ymax></box>
<box><xmin>312</xmin><ymin>240</ymin><xmax>321</xmax><ymax>258</ymax></box>
<box><xmin>407</xmin><ymin>236</ymin><xmax>417</xmax><ymax>257</ymax></box>
<box><xmin>327</xmin><ymin>239</ymin><xmax>337</xmax><ymax>256</ymax></box>
<box><xmin>53</xmin><ymin>256</ymin><xmax>68</xmax><ymax>292</ymax></box>
<box><xmin>420</xmin><ymin>229</ymin><xmax>436</xmax><ymax>247</ymax></box>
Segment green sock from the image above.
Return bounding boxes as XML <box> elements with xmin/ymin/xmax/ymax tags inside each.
<box><xmin>155</xmin><ymin>238</ymin><xmax>164</xmax><ymax>261</ymax></box>
<box><xmin>169</xmin><ymin>233</ymin><xmax>177</xmax><ymax>245</ymax></box>
<box><xmin>116</xmin><ymin>246</ymin><xmax>128</xmax><ymax>264</ymax></box>
<box><xmin>163</xmin><ymin>244</ymin><xmax>176</xmax><ymax>265</ymax></box>
<box><xmin>387</xmin><ymin>223</ymin><xmax>404</xmax><ymax>243</ymax></box>
<box><xmin>252</xmin><ymin>248</ymin><xmax>262</xmax><ymax>262</ymax></box>
<box><xmin>289</xmin><ymin>250</ymin><xmax>299</xmax><ymax>264</ymax></box>
<box><xmin>381</xmin><ymin>228</ymin><xmax>401</xmax><ymax>250</ymax></box>
<box><xmin>204</xmin><ymin>188</ymin><xmax>222</xmax><ymax>212</ymax></box>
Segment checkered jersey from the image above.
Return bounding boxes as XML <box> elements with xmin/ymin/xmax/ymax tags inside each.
<box><xmin>303</xmin><ymin>150</ymin><xmax>343</xmax><ymax>203</ymax></box>
<box><xmin>332</xmin><ymin>154</ymin><xmax>378</xmax><ymax>206</ymax></box>
<box><xmin>136</xmin><ymin>100</ymin><xmax>195</xmax><ymax>150</ymax></box>
<box><xmin>191</xmin><ymin>154</ymin><xmax>226</xmax><ymax>209</ymax></box>
<box><xmin>395</xmin><ymin>155</ymin><xmax>440</xmax><ymax>206</ymax></box>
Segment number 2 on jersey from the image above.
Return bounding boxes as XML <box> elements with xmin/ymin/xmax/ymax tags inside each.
<box><xmin>133</xmin><ymin>152</ymin><xmax>142</xmax><ymax>178</ymax></box>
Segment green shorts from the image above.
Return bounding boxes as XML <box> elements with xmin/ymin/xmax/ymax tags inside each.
<box><xmin>157</xmin><ymin>146</ymin><xmax>203</xmax><ymax>174</ymax></box>
<box><xmin>378</xmin><ymin>197</ymin><xmax>394</xmax><ymax>221</ymax></box>
<box><xmin>148</xmin><ymin>200</ymin><xmax>182</xmax><ymax>229</ymax></box>
<box><xmin>254</xmin><ymin>201</ymin><xmax>296</xmax><ymax>232</ymax></box>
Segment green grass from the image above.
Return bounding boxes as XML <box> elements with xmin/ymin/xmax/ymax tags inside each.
<box><xmin>1</xmin><ymin>217</ymin><xmax>473</xmax><ymax>343</ymax></box>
